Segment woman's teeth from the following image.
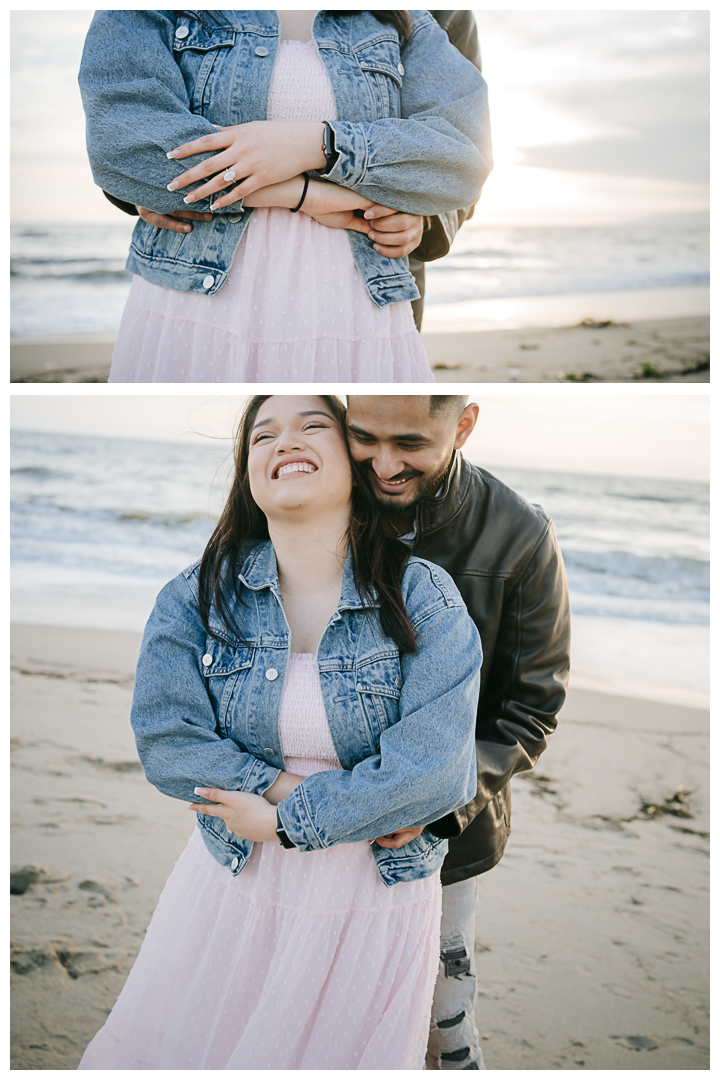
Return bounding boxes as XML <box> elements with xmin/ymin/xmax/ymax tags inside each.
<box><xmin>276</xmin><ymin>462</ymin><xmax>317</xmax><ymax>479</ymax></box>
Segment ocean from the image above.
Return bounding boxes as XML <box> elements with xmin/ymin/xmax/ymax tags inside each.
<box><xmin>10</xmin><ymin>214</ymin><xmax>710</xmax><ymax>338</ymax></box>
<box><xmin>10</xmin><ymin>429</ymin><xmax>709</xmax><ymax>707</ymax></box>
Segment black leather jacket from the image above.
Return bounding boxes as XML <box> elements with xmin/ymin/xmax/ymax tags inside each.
<box><xmin>416</xmin><ymin>453</ymin><xmax>571</xmax><ymax>885</ymax></box>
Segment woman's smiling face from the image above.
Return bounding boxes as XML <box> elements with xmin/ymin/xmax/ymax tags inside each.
<box><xmin>247</xmin><ymin>396</ymin><xmax>353</xmax><ymax>524</ymax></box>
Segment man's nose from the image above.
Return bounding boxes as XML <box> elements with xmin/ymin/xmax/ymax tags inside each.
<box><xmin>372</xmin><ymin>449</ymin><xmax>404</xmax><ymax>480</ymax></box>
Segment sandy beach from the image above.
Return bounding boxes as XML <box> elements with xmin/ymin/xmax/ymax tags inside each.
<box><xmin>10</xmin><ymin>318</ymin><xmax>709</xmax><ymax>385</ymax></box>
<box><xmin>11</xmin><ymin>623</ymin><xmax>709</xmax><ymax>1070</ymax></box>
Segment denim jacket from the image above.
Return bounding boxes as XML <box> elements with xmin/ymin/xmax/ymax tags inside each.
<box><xmin>79</xmin><ymin>10</ymin><xmax>492</xmax><ymax>307</ymax></box>
<box><xmin>131</xmin><ymin>541</ymin><xmax>481</xmax><ymax>887</ymax></box>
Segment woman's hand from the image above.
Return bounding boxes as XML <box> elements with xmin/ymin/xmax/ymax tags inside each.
<box><xmin>372</xmin><ymin>826</ymin><xmax>425</xmax><ymax>849</ymax></box>
<box><xmin>135</xmin><ymin>206</ymin><xmax>214</xmax><ymax>233</ymax></box>
<box><xmin>190</xmin><ymin>787</ymin><xmax>278</xmax><ymax>843</ymax></box>
<box><xmin>166</xmin><ymin>121</ymin><xmax>326</xmax><ymax>208</ymax></box>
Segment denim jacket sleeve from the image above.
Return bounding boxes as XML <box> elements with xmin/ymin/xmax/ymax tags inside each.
<box><xmin>323</xmin><ymin>15</ymin><xmax>492</xmax><ymax>215</ymax></box>
<box><xmin>277</xmin><ymin>582</ymin><xmax>481</xmax><ymax>849</ymax></box>
<box><xmin>78</xmin><ymin>10</ymin><xmax>221</xmax><ymax>213</ymax></box>
<box><xmin>130</xmin><ymin>571</ymin><xmax>281</xmax><ymax>803</ymax></box>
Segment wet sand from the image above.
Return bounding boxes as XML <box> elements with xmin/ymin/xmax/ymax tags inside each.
<box><xmin>11</xmin><ymin>624</ymin><xmax>709</xmax><ymax>1070</ymax></box>
<box><xmin>10</xmin><ymin>314</ymin><xmax>709</xmax><ymax>384</ymax></box>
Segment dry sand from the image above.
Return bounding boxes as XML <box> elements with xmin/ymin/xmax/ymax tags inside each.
<box><xmin>425</xmin><ymin>315</ymin><xmax>710</xmax><ymax>383</ymax></box>
<box><xmin>10</xmin><ymin>315</ymin><xmax>709</xmax><ymax>384</ymax></box>
<box><xmin>10</xmin><ymin>624</ymin><xmax>709</xmax><ymax>1070</ymax></box>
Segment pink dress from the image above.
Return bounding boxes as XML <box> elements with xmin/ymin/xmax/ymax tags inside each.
<box><xmin>78</xmin><ymin>653</ymin><xmax>442</xmax><ymax>1070</ymax></box>
<box><xmin>109</xmin><ymin>40</ymin><xmax>434</xmax><ymax>383</ymax></box>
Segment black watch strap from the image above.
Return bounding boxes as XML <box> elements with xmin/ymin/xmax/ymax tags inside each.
<box><xmin>276</xmin><ymin>810</ymin><xmax>297</xmax><ymax>849</ymax></box>
<box><xmin>319</xmin><ymin>121</ymin><xmax>339</xmax><ymax>175</ymax></box>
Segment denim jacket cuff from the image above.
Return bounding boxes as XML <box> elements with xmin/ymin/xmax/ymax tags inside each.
<box><xmin>242</xmin><ymin>757</ymin><xmax>282</xmax><ymax>797</ymax></box>
<box><xmin>321</xmin><ymin>122</ymin><xmax>368</xmax><ymax>189</ymax></box>
<box><xmin>276</xmin><ymin>785</ymin><xmax>326</xmax><ymax>851</ymax></box>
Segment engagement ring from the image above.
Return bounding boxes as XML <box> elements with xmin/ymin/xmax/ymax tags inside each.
<box><xmin>223</xmin><ymin>169</ymin><xmax>236</xmax><ymax>182</ymax></box>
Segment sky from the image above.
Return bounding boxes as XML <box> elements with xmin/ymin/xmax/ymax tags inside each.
<box><xmin>10</xmin><ymin>9</ymin><xmax>709</xmax><ymax>226</ymax></box>
<box><xmin>9</xmin><ymin>394</ymin><xmax>710</xmax><ymax>483</ymax></box>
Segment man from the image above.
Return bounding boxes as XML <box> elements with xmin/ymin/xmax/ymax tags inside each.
<box><xmin>345</xmin><ymin>396</ymin><xmax>571</xmax><ymax>1070</ymax></box>
<box><xmin>103</xmin><ymin>10</ymin><xmax>484</xmax><ymax>332</ymax></box>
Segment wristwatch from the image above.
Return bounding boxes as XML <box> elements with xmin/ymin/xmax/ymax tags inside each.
<box><xmin>276</xmin><ymin>810</ymin><xmax>296</xmax><ymax>849</ymax></box>
<box><xmin>320</xmin><ymin>121</ymin><xmax>339</xmax><ymax>175</ymax></box>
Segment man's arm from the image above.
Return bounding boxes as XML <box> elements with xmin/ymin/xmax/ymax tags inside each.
<box><xmin>428</xmin><ymin>523</ymin><xmax>571</xmax><ymax>839</ymax></box>
<box><xmin>412</xmin><ymin>10</ymin><xmax>485</xmax><ymax>266</ymax></box>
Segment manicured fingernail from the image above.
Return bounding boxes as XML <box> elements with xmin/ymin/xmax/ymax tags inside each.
<box><xmin>210</xmin><ymin>202</ymin><xmax>221</xmax><ymax>211</ymax></box>
<box><xmin>166</xmin><ymin>151</ymin><xmax>177</xmax><ymax>159</ymax></box>
<box><xmin>182</xmin><ymin>225</ymin><xmax>191</xmax><ymax>231</ymax></box>
<box><xmin>373</xmin><ymin>244</ymin><xmax>381</xmax><ymax>251</ymax></box>
<box><xmin>183</xmin><ymin>195</ymin><xmax>194</xmax><ymax>204</ymax></box>
<box><xmin>167</xmin><ymin>182</ymin><xmax>179</xmax><ymax>191</ymax></box>
<box><xmin>194</xmin><ymin>787</ymin><xmax>208</xmax><ymax>796</ymax></box>
<box><xmin>365</xmin><ymin>210</ymin><xmax>374</xmax><ymax>219</ymax></box>
<box><xmin>369</xmin><ymin>232</ymin><xmax>375</xmax><ymax>240</ymax></box>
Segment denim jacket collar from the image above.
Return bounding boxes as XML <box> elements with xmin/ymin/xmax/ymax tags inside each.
<box><xmin>238</xmin><ymin>539</ymin><xmax>378</xmax><ymax>612</ymax></box>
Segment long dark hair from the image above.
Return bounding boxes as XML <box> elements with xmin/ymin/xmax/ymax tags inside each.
<box><xmin>198</xmin><ymin>395</ymin><xmax>417</xmax><ymax>654</ymax></box>
<box><xmin>328</xmin><ymin>11</ymin><xmax>412</xmax><ymax>38</ymax></box>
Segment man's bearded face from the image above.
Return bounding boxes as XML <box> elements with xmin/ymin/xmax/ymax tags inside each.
<box><xmin>345</xmin><ymin>397</ymin><xmax>461</xmax><ymax>514</ymax></box>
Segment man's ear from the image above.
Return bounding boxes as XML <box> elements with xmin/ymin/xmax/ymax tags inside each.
<box><xmin>453</xmin><ymin>404</ymin><xmax>479</xmax><ymax>450</ymax></box>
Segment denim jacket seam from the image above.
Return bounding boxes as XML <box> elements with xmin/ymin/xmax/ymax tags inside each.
<box><xmin>298</xmin><ymin>785</ymin><xmax>328</xmax><ymax>849</ymax></box>
<box><xmin>128</xmin><ymin>243</ymin><xmax>229</xmax><ymax>276</ymax></box>
<box><xmin>241</xmin><ymin>757</ymin><xmax>281</xmax><ymax>795</ymax></box>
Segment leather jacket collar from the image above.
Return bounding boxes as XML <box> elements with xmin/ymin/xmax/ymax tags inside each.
<box><xmin>415</xmin><ymin>450</ymin><xmax>472</xmax><ymax>544</ymax></box>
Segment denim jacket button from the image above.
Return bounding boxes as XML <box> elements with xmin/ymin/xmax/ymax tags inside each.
<box><xmin>397</xmin><ymin>62</ymin><xmax>405</xmax><ymax>76</ymax></box>
<box><xmin>255</xmin><ymin>45</ymin><xmax>269</xmax><ymax>57</ymax></box>
<box><xmin>395</xmin><ymin>676</ymin><xmax>404</xmax><ymax>689</ymax></box>
<box><xmin>174</xmin><ymin>25</ymin><xmax>189</xmax><ymax>39</ymax></box>
<box><xmin>265</xmin><ymin>668</ymin><xmax>279</xmax><ymax>681</ymax></box>
<box><xmin>227</xmin><ymin>213</ymin><xmax>243</xmax><ymax>223</ymax></box>
<box><xmin>263</xmin><ymin>747</ymin><xmax>275</xmax><ymax>756</ymax></box>
<box><xmin>230</xmin><ymin>857</ymin><xmax>239</xmax><ymax>870</ymax></box>
<box><xmin>202</xmin><ymin>275</ymin><xmax>215</xmax><ymax>290</ymax></box>
<box><xmin>202</xmin><ymin>653</ymin><xmax>213</xmax><ymax>667</ymax></box>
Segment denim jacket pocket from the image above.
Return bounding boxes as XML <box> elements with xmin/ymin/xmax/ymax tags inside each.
<box><xmin>355</xmin><ymin>654</ymin><xmax>402</xmax><ymax>741</ymax></box>
<box><xmin>173</xmin><ymin>17</ymin><xmax>236</xmax><ymax>113</ymax></box>
<box><xmin>373</xmin><ymin>829</ymin><xmax>448</xmax><ymax>885</ymax></box>
<box><xmin>354</xmin><ymin>39</ymin><xmax>403</xmax><ymax>118</ymax></box>
<box><xmin>200</xmin><ymin>642</ymin><xmax>255</xmax><ymax>736</ymax></box>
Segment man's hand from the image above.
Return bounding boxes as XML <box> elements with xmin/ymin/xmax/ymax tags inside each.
<box><xmin>362</xmin><ymin>206</ymin><xmax>425</xmax><ymax>258</ymax></box>
<box><xmin>136</xmin><ymin>206</ymin><xmax>214</xmax><ymax>233</ymax></box>
<box><xmin>189</xmin><ymin>787</ymin><xmax>277</xmax><ymax>842</ymax></box>
<box><xmin>372</xmin><ymin>825</ymin><xmax>425</xmax><ymax>849</ymax></box>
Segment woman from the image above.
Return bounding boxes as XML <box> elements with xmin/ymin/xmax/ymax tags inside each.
<box><xmin>78</xmin><ymin>394</ymin><xmax>481</xmax><ymax>1070</ymax></box>
<box><xmin>79</xmin><ymin>12</ymin><xmax>491</xmax><ymax>382</ymax></box>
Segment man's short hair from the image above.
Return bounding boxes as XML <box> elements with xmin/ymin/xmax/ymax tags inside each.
<box><xmin>428</xmin><ymin>395</ymin><xmax>468</xmax><ymax>419</ymax></box>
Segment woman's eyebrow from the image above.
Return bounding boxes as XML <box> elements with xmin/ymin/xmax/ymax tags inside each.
<box><xmin>251</xmin><ymin>409</ymin><xmax>335</xmax><ymax>432</ymax></box>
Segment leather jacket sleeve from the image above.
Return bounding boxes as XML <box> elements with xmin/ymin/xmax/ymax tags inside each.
<box><xmin>103</xmin><ymin>191</ymin><xmax>139</xmax><ymax>216</ymax></box>
<box><xmin>428</xmin><ymin>522</ymin><xmax>571</xmax><ymax>839</ymax></box>
<box><xmin>413</xmin><ymin>11</ymin><xmax>484</xmax><ymax>263</ymax></box>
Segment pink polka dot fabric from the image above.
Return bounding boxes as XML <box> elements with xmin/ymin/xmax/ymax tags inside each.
<box><xmin>108</xmin><ymin>40</ymin><xmax>434</xmax><ymax>384</ymax></box>
<box><xmin>78</xmin><ymin>655</ymin><xmax>442</xmax><ymax>1069</ymax></box>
